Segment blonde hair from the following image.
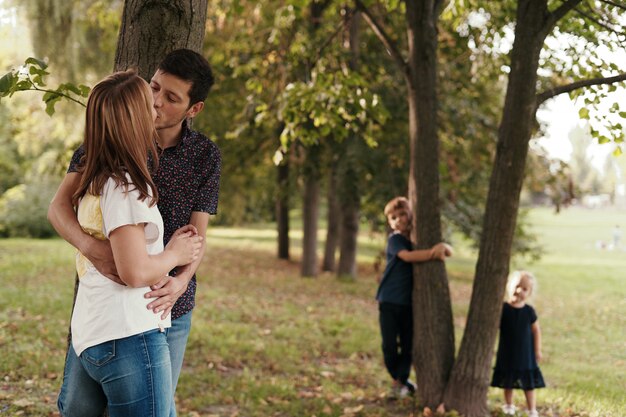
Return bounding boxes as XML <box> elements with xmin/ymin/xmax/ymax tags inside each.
<box><xmin>505</xmin><ymin>270</ymin><xmax>537</xmax><ymax>301</ymax></box>
<box><xmin>73</xmin><ymin>70</ymin><xmax>159</xmax><ymax>207</ymax></box>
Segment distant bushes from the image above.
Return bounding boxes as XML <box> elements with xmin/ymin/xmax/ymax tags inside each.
<box><xmin>0</xmin><ymin>177</ymin><xmax>60</xmax><ymax>238</ymax></box>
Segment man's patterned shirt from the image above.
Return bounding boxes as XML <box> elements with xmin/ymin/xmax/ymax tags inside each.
<box><xmin>68</xmin><ymin>122</ymin><xmax>221</xmax><ymax>320</ymax></box>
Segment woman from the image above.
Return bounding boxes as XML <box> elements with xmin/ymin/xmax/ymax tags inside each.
<box><xmin>58</xmin><ymin>70</ymin><xmax>202</xmax><ymax>416</ymax></box>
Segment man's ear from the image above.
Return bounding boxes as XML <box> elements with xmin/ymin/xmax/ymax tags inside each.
<box><xmin>186</xmin><ymin>101</ymin><xmax>204</xmax><ymax>119</ymax></box>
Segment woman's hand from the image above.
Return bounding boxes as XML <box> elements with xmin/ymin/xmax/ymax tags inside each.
<box><xmin>165</xmin><ymin>225</ymin><xmax>203</xmax><ymax>266</ymax></box>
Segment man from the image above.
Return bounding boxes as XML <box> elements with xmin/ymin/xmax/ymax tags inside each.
<box><xmin>50</xmin><ymin>49</ymin><xmax>221</xmax><ymax>416</ymax></box>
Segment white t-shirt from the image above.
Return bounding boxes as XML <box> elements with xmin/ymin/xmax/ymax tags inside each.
<box><xmin>71</xmin><ymin>176</ymin><xmax>171</xmax><ymax>356</ymax></box>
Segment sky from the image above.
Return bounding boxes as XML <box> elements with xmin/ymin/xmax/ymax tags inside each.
<box><xmin>535</xmin><ymin>95</ymin><xmax>617</xmax><ymax>172</ymax></box>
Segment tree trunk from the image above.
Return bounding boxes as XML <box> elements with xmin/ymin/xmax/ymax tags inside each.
<box><xmin>336</xmin><ymin>10</ymin><xmax>361</xmax><ymax>279</ymax></box>
<box><xmin>443</xmin><ymin>2</ymin><xmax>548</xmax><ymax>415</ymax></box>
<box><xmin>405</xmin><ymin>0</ymin><xmax>455</xmax><ymax>407</ymax></box>
<box><xmin>301</xmin><ymin>146</ymin><xmax>321</xmax><ymax>277</ymax></box>
<box><xmin>322</xmin><ymin>156</ymin><xmax>339</xmax><ymax>271</ymax></box>
<box><xmin>277</xmin><ymin>159</ymin><xmax>290</xmax><ymax>260</ymax></box>
<box><xmin>300</xmin><ymin>0</ymin><xmax>330</xmax><ymax>277</ymax></box>
<box><xmin>337</xmin><ymin>137</ymin><xmax>359</xmax><ymax>278</ymax></box>
<box><xmin>114</xmin><ymin>0</ymin><xmax>208</xmax><ymax>79</ymax></box>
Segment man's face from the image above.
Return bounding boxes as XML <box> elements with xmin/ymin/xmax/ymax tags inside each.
<box><xmin>149</xmin><ymin>70</ymin><xmax>193</xmax><ymax>131</ymax></box>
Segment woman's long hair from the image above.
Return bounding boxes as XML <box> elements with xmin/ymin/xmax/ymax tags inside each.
<box><xmin>72</xmin><ymin>70</ymin><xmax>159</xmax><ymax>206</ymax></box>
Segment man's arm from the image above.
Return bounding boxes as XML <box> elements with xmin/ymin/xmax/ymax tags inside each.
<box><xmin>48</xmin><ymin>172</ymin><xmax>120</xmax><ymax>281</ymax></box>
<box><xmin>145</xmin><ymin>211</ymin><xmax>210</xmax><ymax>318</ymax></box>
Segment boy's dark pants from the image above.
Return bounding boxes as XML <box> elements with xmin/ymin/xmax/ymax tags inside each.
<box><xmin>378</xmin><ymin>302</ymin><xmax>413</xmax><ymax>384</ymax></box>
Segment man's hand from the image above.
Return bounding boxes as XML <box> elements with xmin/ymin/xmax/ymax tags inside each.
<box><xmin>145</xmin><ymin>271</ymin><xmax>190</xmax><ymax>319</ymax></box>
<box><xmin>83</xmin><ymin>238</ymin><xmax>122</xmax><ymax>284</ymax></box>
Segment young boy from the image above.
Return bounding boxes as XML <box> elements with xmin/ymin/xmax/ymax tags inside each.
<box><xmin>376</xmin><ymin>196</ymin><xmax>452</xmax><ymax>398</ymax></box>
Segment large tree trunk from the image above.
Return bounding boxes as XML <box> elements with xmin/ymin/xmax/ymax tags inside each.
<box><xmin>336</xmin><ymin>10</ymin><xmax>362</xmax><ymax>279</ymax></box>
<box><xmin>277</xmin><ymin>159</ymin><xmax>290</xmax><ymax>260</ymax></box>
<box><xmin>114</xmin><ymin>0</ymin><xmax>208</xmax><ymax>79</ymax></box>
<box><xmin>443</xmin><ymin>2</ymin><xmax>548</xmax><ymax>415</ymax></box>
<box><xmin>405</xmin><ymin>0</ymin><xmax>455</xmax><ymax>408</ymax></box>
<box><xmin>301</xmin><ymin>146</ymin><xmax>321</xmax><ymax>277</ymax></box>
<box><xmin>322</xmin><ymin>156</ymin><xmax>339</xmax><ymax>271</ymax></box>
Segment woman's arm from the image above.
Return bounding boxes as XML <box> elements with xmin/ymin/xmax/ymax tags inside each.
<box><xmin>531</xmin><ymin>321</ymin><xmax>543</xmax><ymax>362</ymax></box>
<box><xmin>109</xmin><ymin>224</ymin><xmax>202</xmax><ymax>288</ymax></box>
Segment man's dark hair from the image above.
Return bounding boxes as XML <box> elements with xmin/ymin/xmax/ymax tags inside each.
<box><xmin>158</xmin><ymin>49</ymin><xmax>214</xmax><ymax>106</ymax></box>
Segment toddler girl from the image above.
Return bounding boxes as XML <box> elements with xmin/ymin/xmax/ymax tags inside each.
<box><xmin>491</xmin><ymin>271</ymin><xmax>545</xmax><ymax>417</ymax></box>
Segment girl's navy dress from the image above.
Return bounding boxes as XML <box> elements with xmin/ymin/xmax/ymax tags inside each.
<box><xmin>491</xmin><ymin>303</ymin><xmax>545</xmax><ymax>390</ymax></box>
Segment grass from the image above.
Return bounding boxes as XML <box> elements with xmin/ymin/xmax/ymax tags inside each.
<box><xmin>0</xmin><ymin>207</ymin><xmax>625</xmax><ymax>416</ymax></box>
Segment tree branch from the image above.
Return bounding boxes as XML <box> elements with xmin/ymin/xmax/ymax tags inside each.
<box><xmin>536</xmin><ymin>73</ymin><xmax>626</xmax><ymax>105</ymax></box>
<box><xmin>547</xmin><ymin>0</ymin><xmax>584</xmax><ymax>27</ymax></box>
<box><xmin>573</xmin><ymin>7</ymin><xmax>623</xmax><ymax>37</ymax></box>
<box><xmin>598</xmin><ymin>0</ymin><xmax>626</xmax><ymax>12</ymax></box>
<box><xmin>310</xmin><ymin>9</ymin><xmax>355</xmax><ymax>69</ymax></box>
<box><xmin>353</xmin><ymin>0</ymin><xmax>408</xmax><ymax>73</ymax></box>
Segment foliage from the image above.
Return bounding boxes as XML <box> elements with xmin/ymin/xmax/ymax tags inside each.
<box><xmin>278</xmin><ymin>70</ymin><xmax>389</xmax><ymax>148</ymax></box>
<box><xmin>15</xmin><ymin>0</ymin><xmax>122</xmax><ymax>81</ymax></box>
<box><xmin>0</xmin><ymin>57</ymin><xmax>89</xmax><ymax>116</ymax></box>
<box><xmin>0</xmin><ymin>176</ymin><xmax>60</xmax><ymax>237</ymax></box>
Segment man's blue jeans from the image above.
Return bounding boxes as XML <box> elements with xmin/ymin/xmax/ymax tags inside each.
<box><xmin>58</xmin><ymin>312</ymin><xmax>192</xmax><ymax>417</ymax></box>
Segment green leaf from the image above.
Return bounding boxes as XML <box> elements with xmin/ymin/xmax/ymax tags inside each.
<box><xmin>578</xmin><ymin>107</ymin><xmax>589</xmax><ymax>119</ymax></box>
<box><xmin>0</xmin><ymin>72</ymin><xmax>15</xmax><ymax>95</ymax></box>
<box><xmin>44</xmin><ymin>95</ymin><xmax>62</xmax><ymax>116</ymax></box>
<box><xmin>613</xmin><ymin>146</ymin><xmax>622</xmax><ymax>156</ymax></box>
<box><xmin>78</xmin><ymin>85</ymin><xmax>91</xmax><ymax>97</ymax></box>
<box><xmin>25</xmin><ymin>57</ymin><xmax>47</xmax><ymax>70</ymax></box>
<box><xmin>62</xmin><ymin>83</ymin><xmax>82</xmax><ymax>95</ymax></box>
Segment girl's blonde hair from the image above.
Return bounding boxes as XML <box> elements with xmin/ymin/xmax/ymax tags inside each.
<box><xmin>505</xmin><ymin>270</ymin><xmax>537</xmax><ymax>301</ymax></box>
<box><xmin>73</xmin><ymin>70</ymin><xmax>159</xmax><ymax>207</ymax></box>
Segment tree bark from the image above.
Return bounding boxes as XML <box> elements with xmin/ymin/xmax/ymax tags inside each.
<box><xmin>405</xmin><ymin>0</ymin><xmax>455</xmax><ymax>407</ymax></box>
<box><xmin>300</xmin><ymin>0</ymin><xmax>330</xmax><ymax>277</ymax></box>
<box><xmin>277</xmin><ymin>159</ymin><xmax>290</xmax><ymax>260</ymax></box>
<box><xmin>301</xmin><ymin>146</ymin><xmax>321</xmax><ymax>277</ymax></box>
<box><xmin>322</xmin><ymin>156</ymin><xmax>339</xmax><ymax>271</ymax></box>
<box><xmin>337</xmin><ymin>137</ymin><xmax>359</xmax><ymax>278</ymax></box>
<box><xmin>114</xmin><ymin>0</ymin><xmax>208</xmax><ymax>79</ymax></box>
<box><xmin>336</xmin><ymin>10</ymin><xmax>361</xmax><ymax>279</ymax></box>
<box><xmin>443</xmin><ymin>1</ymin><xmax>548</xmax><ymax>415</ymax></box>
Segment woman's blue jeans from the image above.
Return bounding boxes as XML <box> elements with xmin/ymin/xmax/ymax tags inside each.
<box><xmin>58</xmin><ymin>312</ymin><xmax>191</xmax><ymax>417</ymax></box>
<box><xmin>59</xmin><ymin>330</ymin><xmax>171</xmax><ymax>417</ymax></box>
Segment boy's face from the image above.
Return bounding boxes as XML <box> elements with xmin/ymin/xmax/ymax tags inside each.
<box><xmin>387</xmin><ymin>209</ymin><xmax>411</xmax><ymax>233</ymax></box>
<box><xmin>150</xmin><ymin>70</ymin><xmax>203</xmax><ymax>131</ymax></box>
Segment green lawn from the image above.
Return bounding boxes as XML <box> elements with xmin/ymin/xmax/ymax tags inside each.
<box><xmin>0</xmin><ymin>207</ymin><xmax>624</xmax><ymax>416</ymax></box>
